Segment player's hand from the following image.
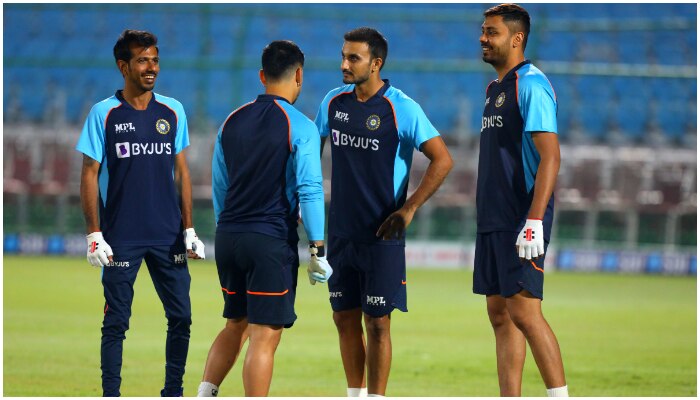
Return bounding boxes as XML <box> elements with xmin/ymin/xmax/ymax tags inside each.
<box><xmin>86</xmin><ymin>231</ymin><xmax>113</xmax><ymax>267</ymax></box>
<box><xmin>376</xmin><ymin>207</ymin><xmax>415</xmax><ymax>240</ymax></box>
<box><xmin>184</xmin><ymin>228</ymin><xmax>206</xmax><ymax>259</ymax></box>
<box><xmin>308</xmin><ymin>244</ymin><xmax>333</xmax><ymax>285</ymax></box>
<box><xmin>515</xmin><ymin>219</ymin><xmax>545</xmax><ymax>260</ymax></box>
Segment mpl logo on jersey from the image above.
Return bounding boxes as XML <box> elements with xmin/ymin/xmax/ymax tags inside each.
<box><xmin>334</xmin><ymin>111</ymin><xmax>349</xmax><ymax>123</ymax></box>
<box><xmin>331</xmin><ymin>129</ymin><xmax>380</xmax><ymax>151</ymax></box>
<box><xmin>173</xmin><ymin>253</ymin><xmax>187</xmax><ymax>264</ymax></box>
<box><xmin>115</xmin><ymin>122</ymin><xmax>136</xmax><ymax>133</ymax></box>
<box><xmin>115</xmin><ymin>142</ymin><xmax>172</xmax><ymax>158</ymax></box>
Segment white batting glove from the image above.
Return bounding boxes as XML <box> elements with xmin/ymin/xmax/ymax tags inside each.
<box><xmin>516</xmin><ymin>219</ymin><xmax>545</xmax><ymax>260</ymax></box>
<box><xmin>86</xmin><ymin>232</ymin><xmax>113</xmax><ymax>267</ymax></box>
<box><xmin>308</xmin><ymin>244</ymin><xmax>333</xmax><ymax>285</ymax></box>
<box><xmin>184</xmin><ymin>228</ymin><xmax>206</xmax><ymax>259</ymax></box>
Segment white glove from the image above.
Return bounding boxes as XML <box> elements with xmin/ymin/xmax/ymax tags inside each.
<box><xmin>516</xmin><ymin>219</ymin><xmax>545</xmax><ymax>260</ymax></box>
<box><xmin>308</xmin><ymin>244</ymin><xmax>333</xmax><ymax>285</ymax></box>
<box><xmin>184</xmin><ymin>228</ymin><xmax>206</xmax><ymax>259</ymax></box>
<box><xmin>86</xmin><ymin>232</ymin><xmax>113</xmax><ymax>267</ymax></box>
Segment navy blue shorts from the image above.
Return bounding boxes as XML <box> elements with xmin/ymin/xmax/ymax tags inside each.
<box><xmin>327</xmin><ymin>235</ymin><xmax>407</xmax><ymax>317</ymax></box>
<box><xmin>472</xmin><ymin>231</ymin><xmax>548</xmax><ymax>299</ymax></box>
<box><xmin>215</xmin><ymin>231</ymin><xmax>299</xmax><ymax>327</ymax></box>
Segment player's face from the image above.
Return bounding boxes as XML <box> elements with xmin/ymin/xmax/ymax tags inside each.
<box><xmin>341</xmin><ymin>41</ymin><xmax>373</xmax><ymax>85</ymax></box>
<box><xmin>123</xmin><ymin>45</ymin><xmax>159</xmax><ymax>92</ymax></box>
<box><xmin>480</xmin><ymin>15</ymin><xmax>512</xmax><ymax>66</ymax></box>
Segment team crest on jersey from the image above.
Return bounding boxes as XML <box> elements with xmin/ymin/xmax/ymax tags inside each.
<box><xmin>156</xmin><ymin>119</ymin><xmax>170</xmax><ymax>135</ymax></box>
<box><xmin>366</xmin><ymin>114</ymin><xmax>381</xmax><ymax>131</ymax></box>
<box><xmin>495</xmin><ymin>92</ymin><xmax>506</xmax><ymax>108</ymax></box>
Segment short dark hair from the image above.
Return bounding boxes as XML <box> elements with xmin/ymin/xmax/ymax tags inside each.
<box><xmin>343</xmin><ymin>27</ymin><xmax>388</xmax><ymax>70</ymax></box>
<box><xmin>261</xmin><ymin>40</ymin><xmax>305</xmax><ymax>82</ymax></box>
<box><xmin>484</xmin><ymin>3</ymin><xmax>531</xmax><ymax>50</ymax></box>
<box><xmin>113</xmin><ymin>29</ymin><xmax>158</xmax><ymax>63</ymax></box>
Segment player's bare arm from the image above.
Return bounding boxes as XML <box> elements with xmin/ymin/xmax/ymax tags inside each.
<box><xmin>80</xmin><ymin>155</ymin><xmax>103</xmax><ymax>235</ymax></box>
<box><xmin>527</xmin><ymin>132</ymin><xmax>560</xmax><ymax>220</ymax></box>
<box><xmin>376</xmin><ymin>136</ymin><xmax>453</xmax><ymax>240</ymax></box>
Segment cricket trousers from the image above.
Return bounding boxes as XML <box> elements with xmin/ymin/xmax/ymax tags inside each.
<box><xmin>100</xmin><ymin>244</ymin><xmax>191</xmax><ymax>397</ymax></box>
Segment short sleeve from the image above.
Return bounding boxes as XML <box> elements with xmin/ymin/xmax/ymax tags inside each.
<box><xmin>173</xmin><ymin>102</ymin><xmax>190</xmax><ymax>154</ymax></box>
<box><xmin>76</xmin><ymin>104</ymin><xmax>109</xmax><ymax>162</ymax></box>
<box><xmin>393</xmin><ymin>97</ymin><xmax>440</xmax><ymax>151</ymax></box>
<box><xmin>314</xmin><ymin>91</ymin><xmax>332</xmax><ymax>138</ymax></box>
<box><xmin>518</xmin><ymin>78</ymin><xmax>558</xmax><ymax>134</ymax></box>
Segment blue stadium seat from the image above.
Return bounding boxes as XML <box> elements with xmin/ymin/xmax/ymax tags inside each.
<box><xmin>616</xmin><ymin>96</ymin><xmax>648</xmax><ymax>141</ymax></box>
<box><xmin>2</xmin><ymin>3</ymin><xmax>696</xmax><ymax>141</ymax></box>
<box><xmin>655</xmin><ymin>99</ymin><xmax>690</xmax><ymax>141</ymax></box>
<box><xmin>617</xmin><ymin>31</ymin><xmax>650</xmax><ymax>64</ymax></box>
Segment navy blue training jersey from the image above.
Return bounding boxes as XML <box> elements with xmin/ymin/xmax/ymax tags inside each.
<box><xmin>315</xmin><ymin>80</ymin><xmax>439</xmax><ymax>244</ymax></box>
<box><xmin>76</xmin><ymin>90</ymin><xmax>190</xmax><ymax>246</ymax></box>
<box><xmin>477</xmin><ymin>60</ymin><xmax>558</xmax><ymax>240</ymax></box>
<box><xmin>212</xmin><ymin>94</ymin><xmax>325</xmax><ymax>243</ymax></box>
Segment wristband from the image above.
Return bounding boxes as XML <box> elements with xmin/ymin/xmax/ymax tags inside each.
<box><xmin>309</xmin><ymin>243</ymin><xmax>325</xmax><ymax>257</ymax></box>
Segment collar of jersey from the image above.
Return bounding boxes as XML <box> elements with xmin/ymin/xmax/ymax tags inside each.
<box><xmin>350</xmin><ymin>79</ymin><xmax>391</xmax><ymax>102</ymax></box>
<box><xmin>256</xmin><ymin>94</ymin><xmax>291</xmax><ymax>104</ymax></box>
<box><xmin>115</xmin><ymin>90</ymin><xmax>156</xmax><ymax>110</ymax></box>
<box><xmin>497</xmin><ymin>59</ymin><xmax>531</xmax><ymax>83</ymax></box>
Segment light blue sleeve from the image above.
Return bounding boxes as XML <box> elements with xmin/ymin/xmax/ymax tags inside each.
<box><xmin>285</xmin><ymin>103</ymin><xmax>325</xmax><ymax>241</ymax></box>
<box><xmin>211</xmin><ymin>123</ymin><xmax>229</xmax><ymax>225</ymax></box>
<box><xmin>314</xmin><ymin>85</ymin><xmax>353</xmax><ymax>138</ymax></box>
<box><xmin>517</xmin><ymin>76</ymin><xmax>558</xmax><ymax>134</ymax></box>
<box><xmin>155</xmin><ymin>94</ymin><xmax>190</xmax><ymax>153</ymax></box>
<box><xmin>314</xmin><ymin>91</ymin><xmax>333</xmax><ymax>138</ymax></box>
<box><xmin>387</xmin><ymin>89</ymin><xmax>441</xmax><ymax>204</ymax></box>
<box><xmin>392</xmin><ymin>94</ymin><xmax>440</xmax><ymax>150</ymax></box>
<box><xmin>75</xmin><ymin>100</ymin><xmax>118</xmax><ymax>162</ymax></box>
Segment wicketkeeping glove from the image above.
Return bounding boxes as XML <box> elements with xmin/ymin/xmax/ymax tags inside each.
<box><xmin>86</xmin><ymin>231</ymin><xmax>113</xmax><ymax>267</ymax></box>
<box><xmin>184</xmin><ymin>228</ymin><xmax>206</xmax><ymax>259</ymax></box>
<box><xmin>516</xmin><ymin>219</ymin><xmax>545</xmax><ymax>260</ymax></box>
<box><xmin>308</xmin><ymin>244</ymin><xmax>333</xmax><ymax>285</ymax></box>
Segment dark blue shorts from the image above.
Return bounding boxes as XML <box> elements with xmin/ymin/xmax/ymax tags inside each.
<box><xmin>472</xmin><ymin>231</ymin><xmax>548</xmax><ymax>299</ymax></box>
<box><xmin>327</xmin><ymin>235</ymin><xmax>407</xmax><ymax>317</ymax></box>
<box><xmin>215</xmin><ymin>231</ymin><xmax>299</xmax><ymax>327</ymax></box>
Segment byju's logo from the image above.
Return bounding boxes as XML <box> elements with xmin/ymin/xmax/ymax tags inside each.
<box><xmin>116</xmin><ymin>142</ymin><xmax>130</xmax><ymax>158</ymax></box>
<box><xmin>331</xmin><ymin>129</ymin><xmax>379</xmax><ymax>151</ymax></box>
<box><xmin>115</xmin><ymin>122</ymin><xmax>136</xmax><ymax>134</ymax></box>
<box><xmin>334</xmin><ymin>111</ymin><xmax>349</xmax><ymax>123</ymax></box>
<box><xmin>107</xmin><ymin>261</ymin><xmax>130</xmax><ymax>267</ymax></box>
<box><xmin>115</xmin><ymin>142</ymin><xmax>172</xmax><ymax>158</ymax></box>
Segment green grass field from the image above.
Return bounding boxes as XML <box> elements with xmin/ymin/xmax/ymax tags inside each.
<box><xmin>3</xmin><ymin>255</ymin><xmax>696</xmax><ymax>396</ymax></box>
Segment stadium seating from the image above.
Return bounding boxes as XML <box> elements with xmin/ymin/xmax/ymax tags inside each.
<box><xmin>2</xmin><ymin>3</ymin><xmax>696</xmax><ymax>145</ymax></box>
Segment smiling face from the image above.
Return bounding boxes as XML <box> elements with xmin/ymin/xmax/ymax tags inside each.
<box><xmin>480</xmin><ymin>15</ymin><xmax>516</xmax><ymax>68</ymax></box>
<box><xmin>119</xmin><ymin>44</ymin><xmax>159</xmax><ymax>92</ymax></box>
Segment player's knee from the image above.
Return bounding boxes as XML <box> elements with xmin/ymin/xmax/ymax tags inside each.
<box><xmin>508</xmin><ymin>311</ymin><xmax>537</xmax><ymax>334</ymax></box>
<box><xmin>487</xmin><ymin>307</ymin><xmax>511</xmax><ymax>329</ymax></box>
<box><xmin>167</xmin><ymin>313</ymin><xmax>192</xmax><ymax>332</ymax></box>
<box><xmin>102</xmin><ymin>317</ymin><xmax>129</xmax><ymax>337</ymax></box>
<box><xmin>333</xmin><ymin>310</ymin><xmax>361</xmax><ymax>332</ymax></box>
<box><xmin>364</xmin><ymin>315</ymin><xmax>390</xmax><ymax>340</ymax></box>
